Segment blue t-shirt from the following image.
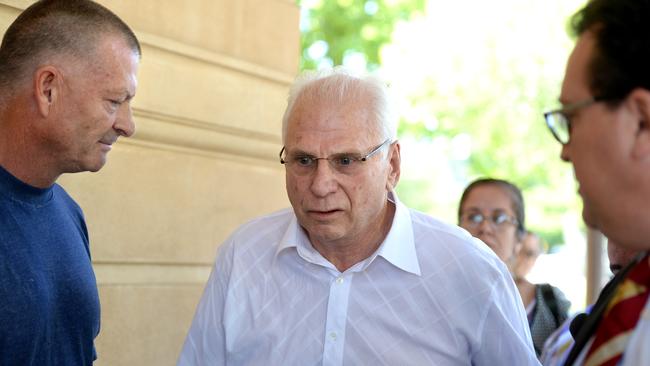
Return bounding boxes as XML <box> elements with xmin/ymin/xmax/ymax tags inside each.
<box><xmin>0</xmin><ymin>165</ymin><xmax>100</xmax><ymax>365</ymax></box>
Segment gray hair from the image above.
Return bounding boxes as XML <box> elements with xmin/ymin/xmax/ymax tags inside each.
<box><xmin>281</xmin><ymin>67</ymin><xmax>398</xmax><ymax>144</ymax></box>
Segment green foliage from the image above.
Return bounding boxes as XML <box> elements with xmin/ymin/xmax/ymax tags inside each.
<box><xmin>383</xmin><ymin>0</ymin><xmax>587</xmax><ymax>249</ymax></box>
<box><xmin>299</xmin><ymin>0</ymin><xmax>425</xmax><ymax>70</ymax></box>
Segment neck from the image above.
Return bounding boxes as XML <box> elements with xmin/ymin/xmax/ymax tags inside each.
<box><xmin>312</xmin><ymin>201</ymin><xmax>396</xmax><ymax>272</ymax></box>
<box><xmin>514</xmin><ymin>276</ymin><xmax>527</xmax><ymax>283</ymax></box>
<box><xmin>0</xmin><ymin>113</ymin><xmax>60</xmax><ymax>188</ymax></box>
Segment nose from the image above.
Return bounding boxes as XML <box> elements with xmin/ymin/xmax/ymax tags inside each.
<box><xmin>476</xmin><ymin>218</ymin><xmax>494</xmax><ymax>235</ymax></box>
<box><xmin>560</xmin><ymin>142</ymin><xmax>571</xmax><ymax>162</ymax></box>
<box><xmin>309</xmin><ymin>160</ymin><xmax>338</xmax><ymax>197</ymax></box>
<box><xmin>114</xmin><ymin>104</ymin><xmax>136</xmax><ymax>137</ymax></box>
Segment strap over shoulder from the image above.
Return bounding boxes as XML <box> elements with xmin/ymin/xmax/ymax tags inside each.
<box><xmin>540</xmin><ymin>283</ymin><xmax>560</xmax><ymax>326</ymax></box>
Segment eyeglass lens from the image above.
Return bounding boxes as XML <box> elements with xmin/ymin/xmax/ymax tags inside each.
<box><xmin>464</xmin><ymin>212</ymin><xmax>513</xmax><ymax>227</ymax></box>
<box><xmin>545</xmin><ymin>112</ymin><xmax>570</xmax><ymax>144</ymax></box>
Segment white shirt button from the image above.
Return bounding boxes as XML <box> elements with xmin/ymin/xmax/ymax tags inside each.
<box><xmin>336</xmin><ymin>277</ymin><xmax>344</xmax><ymax>284</ymax></box>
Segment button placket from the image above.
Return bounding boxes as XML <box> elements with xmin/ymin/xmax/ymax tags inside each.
<box><xmin>322</xmin><ymin>274</ymin><xmax>352</xmax><ymax>366</ymax></box>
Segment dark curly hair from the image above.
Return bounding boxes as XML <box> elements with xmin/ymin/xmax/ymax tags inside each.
<box><xmin>570</xmin><ymin>0</ymin><xmax>650</xmax><ymax>102</ymax></box>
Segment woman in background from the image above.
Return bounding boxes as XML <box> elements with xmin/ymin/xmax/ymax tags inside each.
<box><xmin>458</xmin><ymin>178</ymin><xmax>570</xmax><ymax>357</ymax></box>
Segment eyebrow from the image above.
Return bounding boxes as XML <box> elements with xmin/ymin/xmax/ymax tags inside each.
<box><xmin>121</xmin><ymin>92</ymin><xmax>135</xmax><ymax>102</ymax></box>
<box><xmin>108</xmin><ymin>89</ymin><xmax>135</xmax><ymax>101</ymax></box>
<box><xmin>464</xmin><ymin>207</ymin><xmax>508</xmax><ymax>213</ymax></box>
<box><xmin>286</xmin><ymin>147</ymin><xmax>363</xmax><ymax>156</ymax></box>
<box><xmin>463</xmin><ymin>208</ymin><xmax>482</xmax><ymax>213</ymax></box>
<box><xmin>285</xmin><ymin>148</ymin><xmax>313</xmax><ymax>157</ymax></box>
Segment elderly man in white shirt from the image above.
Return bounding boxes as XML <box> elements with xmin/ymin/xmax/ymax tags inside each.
<box><xmin>178</xmin><ymin>67</ymin><xmax>539</xmax><ymax>365</ymax></box>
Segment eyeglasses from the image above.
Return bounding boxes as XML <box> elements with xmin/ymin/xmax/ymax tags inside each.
<box><xmin>279</xmin><ymin>139</ymin><xmax>392</xmax><ymax>176</ymax></box>
<box><xmin>544</xmin><ymin>96</ymin><xmax>615</xmax><ymax>145</ymax></box>
<box><xmin>460</xmin><ymin>212</ymin><xmax>518</xmax><ymax>229</ymax></box>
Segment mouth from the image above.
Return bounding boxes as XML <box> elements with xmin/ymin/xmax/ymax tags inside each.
<box><xmin>306</xmin><ymin>209</ymin><xmax>342</xmax><ymax>220</ymax></box>
<box><xmin>99</xmin><ymin>138</ymin><xmax>118</xmax><ymax>150</ymax></box>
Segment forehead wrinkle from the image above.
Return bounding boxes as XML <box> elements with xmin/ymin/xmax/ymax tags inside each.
<box><xmin>290</xmin><ymin>84</ymin><xmax>378</xmax><ymax>131</ymax></box>
<box><xmin>289</xmin><ymin>112</ymin><xmax>375</xmax><ymax>148</ymax></box>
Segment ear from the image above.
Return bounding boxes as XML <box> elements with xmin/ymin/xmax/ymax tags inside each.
<box><xmin>629</xmin><ymin>88</ymin><xmax>650</xmax><ymax>161</ymax></box>
<box><xmin>33</xmin><ymin>66</ymin><xmax>60</xmax><ymax>118</ymax></box>
<box><xmin>385</xmin><ymin>141</ymin><xmax>401</xmax><ymax>191</ymax></box>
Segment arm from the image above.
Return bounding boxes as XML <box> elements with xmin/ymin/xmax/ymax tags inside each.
<box><xmin>177</xmin><ymin>242</ymin><xmax>233</xmax><ymax>366</ymax></box>
<box><xmin>472</xmin><ymin>270</ymin><xmax>541</xmax><ymax>365</ymax></box>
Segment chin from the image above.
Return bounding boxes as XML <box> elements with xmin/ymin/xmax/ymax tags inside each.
<box><xmin>305</xmin><ymin>224</ymin><xmax>345</xmax><ymax>243</ymax></box>
<box><xmin>79</xmin><ymin>159</ymin><xmax>107</xmax><ymax>173</ymax></box>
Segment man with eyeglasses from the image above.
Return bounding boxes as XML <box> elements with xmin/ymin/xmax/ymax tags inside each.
<box><xmin>543</xmin><ymin>0</ymin><xmax>650</xmax><ymax>365</ymax></box>
<box><xmin>179</xmin><ymin>68</ymin><xmax>539</xmax><ymax>365</ymax></box>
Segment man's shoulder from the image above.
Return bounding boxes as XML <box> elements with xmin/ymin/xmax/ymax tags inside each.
<box><xmin>225</xmin><ymin>208</ymin><xmax>294</xmax><ymax>246</ymax></box>
<box><xmin>235</xmin><ymin>207</ymin><xmax>294</xmax><ymax>232</ymax></box>
<box><xmin>407</xmin><ymin>207</ymin><xmax>489</xmax><ymax>252</ymax></box>
<box><xmin>408</xmin><ymin>208</ymin><xmax>467</xmax><ymax>236</ymax></box>
<box><xmin>52</xmin><ymin>183</ymin><xmax>79</xmax><ymax>203</ymax></box>
<box><xmin>213</xmin><ymin>208</ymin><xmax>294</xmax><ymax>270</ymax></box>
<box><xmin>406</xmin><ymin>207</ymin><xmax>507</xmax><ymax>278</ymax></box>
<box><xmin>52</xmin><ymin>183</ymin><xmax>85</xmax><ymax>217</ymax></box>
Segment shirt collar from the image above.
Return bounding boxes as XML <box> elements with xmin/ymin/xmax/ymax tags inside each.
<box><xmin>0</xmin><ymin>164</ymin><xmax>53</xmax><ymax>205</ymax></box>
<box><xmin>276</xmin><ymin>214</ymin><xmax>335</xmax><ymax>269</ymax></box>
<box><xmin>276</xmin><ymin>191</ymin><xmax>421</xmax><ymax>276</ymax></box>
<box><xmin>374</xmin><ymin>191</ymin><xmax>421</xmax><ymax>276</ymax></box>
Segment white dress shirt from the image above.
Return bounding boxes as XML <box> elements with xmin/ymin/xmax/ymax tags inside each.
<box><xmin>178</xmin><ymin>194</ymin><xmax>539</xmax><ymax>365</ymax></box>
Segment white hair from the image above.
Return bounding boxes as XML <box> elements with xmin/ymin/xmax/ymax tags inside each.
<box><xmin>281</xmin><ymin>66</ymin><xmax>398</xmax><ymax>144</ymax></box>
